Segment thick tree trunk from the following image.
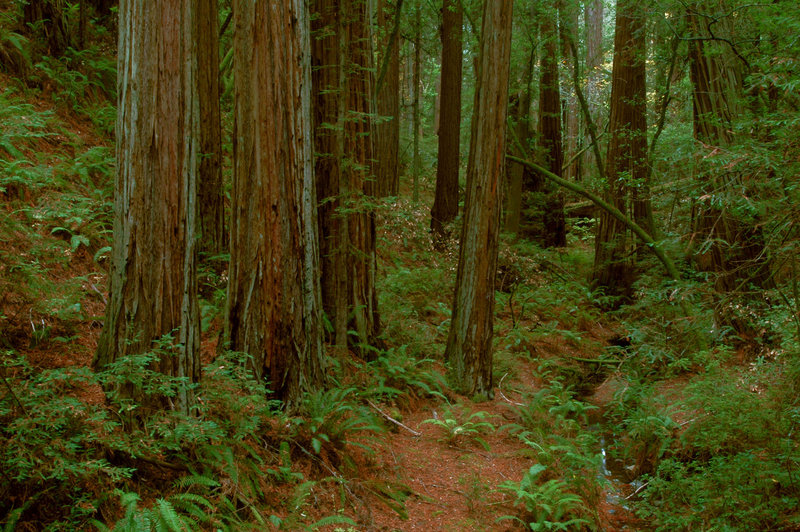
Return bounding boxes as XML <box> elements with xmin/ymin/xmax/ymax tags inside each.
<box><xmin>591</xmin><ymin>0</ymin><xmax>648</xmax><ymax>300</ymax></box>
<box><xmin>445</xmin><ymin>1</ymin><xmax>513</xmax><ymax>398</ymax></box>
<box><xmin>226</xmin><ymin>0</ymin><xmax>324</xmax><ymax>404</ymax></box>
<box><xmin>312</xmin><ymin>0</ymin><xmax>381</xmax><ymax>355</ymax></box>
<box><xmin>197</xmin><ymin>0</ymin><xmax>225</xmax><ymax>256</ymax></box>
<box><xmin>430</xmin><ymin>0</ymin><xmax>463</xmax><ymax>241</ymax></box>
<box><xmin>375</xmin><ymin>0</ymin><xmax>401</xmax><ymax>197</ymax></box>
<box><xmin>95</xmin><ymin>0</ymin><xmax>200</xmax><ymax>415</ymax></box>
<box><xmin>536</xmin><ymin>5</ymin><xmax>567</xmax><ymax>248</ymax></box>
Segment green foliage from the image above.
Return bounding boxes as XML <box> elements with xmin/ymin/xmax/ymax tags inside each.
<box><xmin>498</xmin><ymin>464</ymin><xmax>590</xmax><ymax>531</ymax></box>
<box><xmin>422</xmin><ymin>404</ymin><xmax>496</xmax><ymax>450</ymax></box>
<box><xmin>291</xmin><ymin>387</ymin><xmax>385</xmax><ymax>457</ymax></box>
<box><xmin>501</xmin><ymin>377</ymin><xmax>602</xmax><ymax>526</ymax></box>
<box><xmin>0</xmin><ymin>351</ymin><xmax>132</xmax><ymax>529</ymax></box>
<box><xmin>361</xmin><ymin>344</ymin><xmax>445</xmax><ymax>405</ymax></box>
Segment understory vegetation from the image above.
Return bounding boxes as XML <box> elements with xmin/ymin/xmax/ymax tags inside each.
<box><xmin>2</xmin><ymin>1</ymin><xmax>800</xmax><ymax>531</ymax></box>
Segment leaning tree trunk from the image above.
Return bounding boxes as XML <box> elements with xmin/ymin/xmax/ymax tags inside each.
<box><xmin>375</xmin><ymin>0</ymin><xmax>401</xmax><ymax>197</ymax></box>
<box><xmin>536</xmin><ymin>4</ymin><xmax>567</xmax><ymax>248</ymax></box>
<box><xmin>226</xmin><ymin>0</ymin><xmax>324</xmax><ymax>404</ymax></box>
<box><xmin>445</xmin><ymin>0</ymin><xmax>513</xmax><ymax>398</ymax></box>
<box><xmin>430</xmin><ymin>0</ymin><xmax>463</xmax><ymax>241</ymax></box>
<box><xmin>95</xmin><ymin>0</ymin><xmax>200</xmax><ymax>415</ymax></box>
<box><xmin>591</xmin><ymin>0</ymin><xmax>648</xmax><ymax>300</ymax></box>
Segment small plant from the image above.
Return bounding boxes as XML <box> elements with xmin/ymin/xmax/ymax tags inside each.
<box><xmin>422</xmin><ymin>404</ymin><xmax>496</xmax><ymax>450</ymax></box>
<box><xmin>498</xmin><ymin>464</ymin><xmax>590</xmax><ymax>531</ymax></box>
<box><xmin>291</xmin><ymin>387</ymin><xmax>385</xmax><ymax>456</ymax></box>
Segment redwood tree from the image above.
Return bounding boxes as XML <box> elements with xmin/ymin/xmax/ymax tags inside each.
<box><xmin>95</xmin><ymin>0</ymin><xmax>200</xmax><ymax>414</ymax></box>
<box><xmin>312</xmin><ymin>0</ymin><xmax>381</xmax><ymax>353</ymax></box>
<box><xmin>591</xmin><ymin>0</ymin><xmax>648</xmax><ymax>299</ymax></box>
<box><xmin>197</xmin><ymin>0</ymin><xmax>225</xmax><ymax>256</ymax></box>
<box><xmin>430</xmin><ymin>0</ymin><xmax>463</xmax><ymax>240</ymax></box>
<box><xmin>536</xmin><ymin>3</ymin><xmax>567</xmax><ymax>248</ymax></box>
<box><xmin>375</xmin><ymin>0</ymin><xmax>402</xmax><ymax>197</ymax></box>
<box><xmin>226</xmin><ymin>0</ymin><xmax>324</xmax><ymax>403</ymax></box>
<box><xmin>445</xmin><ymin>0</ymin><xmax>513</xmax><ymax>397</ymax></box>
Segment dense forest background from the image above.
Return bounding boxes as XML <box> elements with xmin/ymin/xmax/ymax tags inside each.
<box><xmin>1</xmin><ymin>0</ymin><xmax>800</xmax><ymax>530</ymax></box>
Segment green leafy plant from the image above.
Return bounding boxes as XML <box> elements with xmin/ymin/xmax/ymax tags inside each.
<box><xmin>422</xmin><ymin>404</ymin><xmax>496</xmax><ymax>450</ymax></box>
<box><xmin>291</xmin><ymin>387</ymin><xmax>385</xmax><ymax>456</ymax></box>
<box><xmin>498</xmin><ymin>464</ymin><xmax>590</xmax><ymax>531</ymax></box>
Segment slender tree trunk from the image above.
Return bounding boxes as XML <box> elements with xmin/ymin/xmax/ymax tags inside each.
<box><xmin>375</xmin><ymin>0</ymin><xmax>401</xmax><ymax>197</ymax></box>
<box><xmin>445</xmin><ymin>1</ymin><xmax>513</xmax><ymax>398</ymax></box>
<box><xmin>560</xmin><ymin>0</ymin><xmax>581</xmax><ymax>181</ymax></box>
<box><xmin>583</xmin><ymin>0</ymin><xmax>604</xmax><ymax>177</ymax></box>
<box><xmin>591</xmin><ymin>0</ymin><xmax>648</xmax><ymax>300</ymax></box>
<box><xmin>226</xmin><ymin>0</ymin><xmax>323</xmax><ymax>404</ymax></box>
<box><xmin>537</xmin><ymin>5</ymin><xmax>567</xmax><ymax>248</ymax></box>
<box><xmin>197</xmin><ymin>0</ymin><xmax>225</xmax><ymax>256</ymax></box>
<box><xmin>412</xmin><ymin>0</ymin><xmax>422</xmax><ymax>203</ymax></box>
<box><xmin>430</xmin><ymin>0</ymin><xmax>463</xmax><ymax>241</ymax></box>
<box><xmin>95</xmin><ymin>0</ymin><xmax>200</xmax><ymax>415</ymax></box>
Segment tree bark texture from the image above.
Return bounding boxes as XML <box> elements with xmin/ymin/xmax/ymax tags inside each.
<box><xmin>412</xmin><ymin>0</ymin><xmax>422</xmax><ymax>203</ymax></box>
<box><xmin>582</xmin><ymin>0</ymin><xmax>604</xmax><ymax>177</ymax></box>
<box><xmin>537</xmin><ymin>6</ymin><xmax>567</xmax><ymax>248</ymax></box>
<box><xmin>445</xmin><ymin>1</ymin><xmax>513</xmax><ymax>398</ymax></box>
<box><xmin>312</xmin><ymin>0</ymin><xmax>381</xmax><ymax>354</ymax></box>
<box><xmin>375</xmin><ymin>0</ymin><xmax>401</xmax><ymax>197</ymax></box>
<box><xmin>560</xmin><ymin>0</ymin><xmax>581</xmax><ymax>182</ymax></box>
<box><xmin>226</xmin><ymin>0</ymin><xmax>324</xmax><ymax>403</ymax></box>
<box><xmin>197</xmin><ymin>0</ymin><xmax>225</xmax><ymax>256</ymax></box>
<box><xmin>591</xmin><ymin>0</ymin><xmax>648</xmax><ymax>299</ymax></box>
<box><xmin>95</xmin><ymin>0</ymin><xmax>200</xmax><ymax>414</ymax></box>
<box><xmin>431</xmin><ymin>0</ymin><xmax>463</xmax><ymax>240</ymax></box>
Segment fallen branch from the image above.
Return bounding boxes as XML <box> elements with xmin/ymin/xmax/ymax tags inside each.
<box><xmin>497</xmin><ymin>373</ymin><xmax>523</xmax><ymax>407</ymax></box>
<box><xmin>367</xmin><ymin>399</ymin><xmax>422</xmax><ymax>436</ymax></box>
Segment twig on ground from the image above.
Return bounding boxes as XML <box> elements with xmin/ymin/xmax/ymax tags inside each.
<box><xmin>498</xmin><ymin>373</ymin><xmax>524</xmax><ymax>407</ymax></box>
<box><xmin>367</xmin><ymin>399</ymin><xmax>422</xmax><ymax>436</ymax></box>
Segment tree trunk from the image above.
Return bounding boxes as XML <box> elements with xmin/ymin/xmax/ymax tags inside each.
<box><xmin>536</xmin><ymin>5</ymin><xmax>567</xmax><ymax>248</ymax></box>
<box><xmin>23</xmin><ymin>0</ymin><xmax>72</xmax><ymax>56</ymax></box>
<box><xmin>375</xmin><ymin>0</ymin><xmax>401</xmax><ymax>197</ymax></box>
<box><xmin>197</xmin><ymin>0</ymin><xmax>225</xmax><ymax>256</ymax></box>
<box><xmin>445</xmin><ymin>0</ymin><xmax>513</xmax><ymax>398</ymax></box>
<box><xmin>94</xmin><ymin>0</ymin><xmax>200</xmax><ymax>415</ymax></box>
<box><xmin>561</xmin><ymin>0</ymin><xmax>581</xmax><ymax>182</ymax></box>
<box><xmin>226</xmin><ymin>0</ymin><xmax>324</xmax><ymax>404</ymax></box>
<box><xmin>312</xmin><ymin>0</ymin><xmax>382</xmax><ymax>355</ymax></box>
<box><xmin>412</xmin><ymin>0</ymin><xmax>422</xmax><ymax>203</ymax></box>
<box><xmin>591</xmin><ymin>0</ymin><xmax>648</xmax><ymax>300</ymax></box>
<box><xmin>430</xmin><ymin>0</ymin><xmax>463</xmax><ymax>241</ymax></box>
<box><xmin>582</xmin><ymin>0</ymin><xmax>604</xmax><ymax>177</ymax></box>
